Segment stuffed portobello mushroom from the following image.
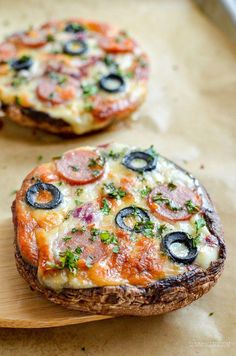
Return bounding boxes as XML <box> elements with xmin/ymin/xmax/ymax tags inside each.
<box><xmin>0</xmin><ymin>19</ymin><xmax>148</xmax><ymax>136</ymax></box>
<box><xmin>12</xmin><ymin>143</ymin><xmax>226</xmax><ymax>316</ymax></box>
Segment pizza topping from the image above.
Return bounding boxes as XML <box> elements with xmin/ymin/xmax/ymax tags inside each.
<box><xmin>148</xmin><ymin>184</ymin><xmax>201</xmax><ymax>222</ymax></box>
<box><xmin>161</xmin><ymin>232</ymin><xmax>198</xmax><ymax>264</ymax></box>
<box><xmin>115</xmin><ymin>206</ymin><xmax>150</xmax><ymax>233</ymax></box>
<box><xmin>98</xmin><ymin>73</ymin><xmax>125</xmax><ymax>93</ymax></box>
<box><xmin>64</xmin><ymin>23</ymin><xmax>85</xmax><ymax>33</ymax></box>
<box><xmin>19</xmin><ymin>30</ymin><xmax>47</xmax><ymax>48</ymax></box>
<box><xmin>56</xmin><ymin>149</ymin><xmax>105</xmax><ymax>185</ymax></box>
<box><xmin>25</xmin><ymin>182</ymin><xmax>62</xmax><ymax>210</ymax></box>
<box><xmin>0</xmin><ymin>42</ymin><xmax>16</xmax><ymax>62</ymax></box>
<box><xmin>100</xmin><ymin>32</ymin><xmax>135</xmax><ymax>53</ymax></box>
<box><xmin>122</xmin><ymin>151</ymin><xmax>157</xmax><ymax>173</ymax></box>
<box><xmin>103</xmin><ymin>182</ymin><xmax>126</xmax><ymax>200</ymax></box>
<box><xmin>10</xmin><ymin>55</ymin><xmax>33</xmax><ymax>71</ymax></box>
<box><xmin>73</xmin><ymin>203</ymin><xmax>96</xmax><ymax>224</ymax></box>
<box><xmin>36</xmin><ymin>75</ymin><xmax>77</xmax><ymax>104</ymax></box>
<box><xmin>63</xmin><ymin>39</ymin><xmax>88</xmax><ymax>56</ymax></box>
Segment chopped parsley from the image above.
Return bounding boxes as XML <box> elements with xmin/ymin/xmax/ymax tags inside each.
<box><xmin>191</xmin><ymin>218</ymin><xmax>206</xmax><ymax>247</ymax></box>
<box><xmin>91</xmin><ymin>228</ymin><xmax>119</xmax><ymax>251</ymax></box>
<box><xmin>140</xmin><ymin>186</ymin><xmax>151</xmax><ymax>198</ymax></box>
<box><xmin>152</xmin><ymin>193</ymin><xmax>182</xmax><ymax>211</ymax></box>
<box><xmin>157</xmin><ymin>223</ymin><xmax>168</xmax><ymax>238</ymax></box>
<box><xmin>167</xmin><ymin>182</ymin><xmax>177</xmax><ymax>191</ymax></box>
<box><xmin>75</xmin><ymin>246</ymin><xmax>83</xmax><ymax>255</ymax></box>
<box><xmin>185</xmin><ymin>200</ymin><xmax>200</xmax><ymax>214</ymax></box>
<box><xmin>112</xmin><ymin>245</ymin><xmax>120</xmax><ymax>254</ymax></box>
<box><xmin>103</xmin><ymin>54</ymin><xmax>117</xmax><ymax>67</ymax></box>
<box><xmin>11</xmin><ymin>75</ymin><xmax>28</xmax><ymax>87</ymax></box>
<box><xmin>100</xmin><ymin>198</ymin><xmax>111</xmax><ymax>215</ymax></box>
<box><xmin>64</xmin><ymin>210</ymin><xmax>73</xmax><ymax>220</ymax></box>
<box><xmin>71</xmin><ymin>227</ymin><xmax>79</xmax><ymax>233</ymax></box>
<box><xmin>91</xmin><ymin>169</ymin><xmax>100</xmax><ymax>177</ymax></box>
<box><xmin>91</xmin><ymin>227</ymin><xmax>100</xmax><ymax>238</ymax></box>
<box><xmin>88</xmin><ymin>158</ymin><xmax>98</xmax><ymax>167</ymax></box>
<box><xmin>15</xmin><ymin>96</ymin><xmax>21</xmax><ymax>105</ymax></box>
<box><xmin>81</xmin><ymin>83</ymin><xmax>98</xmax><ymax>97</ymax></box>
<box><xmin>76</xmin><ymin>188</ymin><xmax>83</xmax><ymax>196</ymax></box>
<box><xmin>75</xmin><ymin>199</ymin><xmax>82</xmax><ymax>207</ymax></box>
<box><xmin>50</xmin><ymin>248</ymin><xmax>82</xmax><ymax>273</ymax></box>
<box><xmin>63</xmin><ymin>236</ymin><xmax>72</xmax><ymax>242</ymax></box>
<box><xmin>100</xmin><ymin>230</ymin><xmax>118</xmax><ymax>245</ymax></box>
<box><xmin>134</xmin><ymin>220</ymin><xmax>154</xmax><ymax>238</ymax></box>
<box><xmin>46</xmin><ymin>33</ymin><xmax>55</xmax><ymax>42</ymax></box>
<box><xmin>69</xmin><ymin>165</ymin><xmax>79</xmax><ymax>172</ymax></box>
<box><xmin>195</xmin><ymin>218</ymin><xmax>206</xmax><ymax>232</ymax></box>
<box><xmin>48</xmin><ymin>72</ymin><xmax>67</xmax><ymax>85</ymax></box>
<box><xmin>103</xmin><ymin>182</ymin><xmax>126</xmax><ymax>200</ymax></box>
<box><xmin>107</xmin><ymin>150</ymin><xmax>121</xmax><ymax>160</ymax></box>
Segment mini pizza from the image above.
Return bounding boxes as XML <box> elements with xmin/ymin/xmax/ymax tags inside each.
<box><xmin>12</xmin><ymin>143</ymin><xmax>226</xmax><ymax>316</ymax></box>
<box><xmin>0</xmin><ymin>19</ymin><xmax>148</xmax><ymax>135</ymax></box>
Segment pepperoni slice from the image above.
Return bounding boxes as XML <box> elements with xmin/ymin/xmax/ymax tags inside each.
<box><xmin>56</xmin><ymin>149</ymin><xmax>105</xmax><ymax>185</ymax></box>
<box><xmin>0</xmin><ymin>42</ymin><xmax>16</xmax><ymax>62</ymax></box>
<box><xmin>100</xmin><ymin>34</ymin><xmax>135</xmax><ymax>53</ymax></box>
<box><xmin>90</xmin><ymin>95</ymin><xmax>140</xmax><ymax>122</ymax></box>
<box><xmin>19</xmin><ymin>30</ymin><xmax>47</xmax><ymax>48</ymax></box>
<box><xmin>148</xmin><ymin>184</ymin><xmax>202</xmax><ymax>223</ymax></box>
<box><xmin>36</xmin><ymin>77</ymin><xmax>76</xmax><ymax>104</ymax></box>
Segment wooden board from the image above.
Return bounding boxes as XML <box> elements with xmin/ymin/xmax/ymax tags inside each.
<box><xmin>0</xmin><ymin>216</ymin><xmax>112</xmax><ymax>328</ymax></box>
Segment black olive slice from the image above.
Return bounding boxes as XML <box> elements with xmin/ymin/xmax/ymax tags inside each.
<box><xmin>98</xmin><ymin>73</ymin><xmax>125</xmax><ymax>93</ymax></box>
<box><xmin>161</xmin><ymin>232</ymin><xmax>198</xmax><ymax>264</ymax></box>
<box><xmin>115</xmin><ymin>206</ymin><xmax>149</xmax><ymax>232</ymax></box>
<box><xmin>64</xmin><ymin>23</ymin><xmax>85</xmax><ymax>33</ymax></box>
<box><xmin>63</xmin><ymin>39</ymin><xmax>87</xmax><ymax>56</ymax></box>
<box><xmin>11</xmin><ymin>55</ymin><xmax>33</xmax><ymax>71</ymax></box>
<box><xmin>25</xmin><ymin>182</ymin><xmax>62</xmax><ymax>209</ymax></box>
<box><xmin>122</xmin><ymin>151</ymin><xmax>157</xmax><ymax>173</ymax></box>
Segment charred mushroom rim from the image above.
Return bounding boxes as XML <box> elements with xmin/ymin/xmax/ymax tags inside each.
<box><xmin>12</xmin><ymin>144</ymin><xmax>226</xmax><ymax>316</ymax></box>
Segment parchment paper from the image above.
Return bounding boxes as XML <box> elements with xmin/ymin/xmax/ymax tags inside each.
<box><xmin>0</xmin><ymin>0</ymin><xmax>235</xmax><ymax>355</ymax></box>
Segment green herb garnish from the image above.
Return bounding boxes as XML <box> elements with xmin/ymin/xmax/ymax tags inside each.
<box><xmin>11</xmin><ymin>75</ymin><xmax>28</xmax><ymax>87</ymax></box>
<box><xmin>46</xmin><ymin>34</ymin><xmax>55</xmax><ymax>42</ymax></box>
<box><xmin>107</xmin><ymin>150</ymin><xmax>120</xmax><ymax>160</ymax></box>
<box><xmin>191</xmin><ymin>218</ymin><xmax>206</xmax><ymax>247</ymax></box>
<box><xmin>185</xmin><ymin>200</ymin><xmax>200</xmax><ymax>214</ymax></box>
<box><xmin>50</xmin><ymin>248</ymin><xmax>82</xmax><ymax>273</ymax></box>
<box><xmin>103</xmin><ymin>182</ymin><xmax>126</xmax><ymax>200</ymax></box>
<box><xmin>69</xmin><ymin>165</ymin><xmax>79</xmax><ymax>172</ymax></box>
<box><xmin>81</xmin><ymin>83</ymin><xmax>98</xmax><ymax>97</ymax></box>
<box><xmin>63</xmin><ymin>236</ymin><xmax>72</xmax><ymax>242</ymax></box>
<box><xmin>140</xmin><ymin>186</ymin><xmax>151</xmax><ymax>198</ymax></box>
<box><xmin>134</xmin><ymin>220</ymin><xmax>154</xmax><ymax>238</ymax></box>
<box><xmin>112</xmin><ymin>245</ymin><xmax>120</xmax><ymax>254</ymax></box>
<box><xmin>157</xmin><ymin>224</ymin><xmax>167</xmax><ymax>238</ymax></box>
<box><xmin>152</xmin><ymin>193</ymin><xmax>182</xmax><ymax>211</ymax></box>
<box><xmin>100</xmin><ymin>230</ymin><xmax>118</xmax><ymax>245</ymax></box>
<box><xmin>76</xmin><ymin>188</ymin><xmax>83</xmax><ymax>196</ymax></box>
<box><xmin>100</xmin><ymin>198</ymin><xmax>111</xmax><ymax>215</ymax></box>
<box><xmin>167</xmin><ymin>182</ymin><xmax>177</xmax><ymax>191</ymax></box>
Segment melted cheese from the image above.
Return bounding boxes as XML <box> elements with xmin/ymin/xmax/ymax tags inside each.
<box><xmin>0</xmin><ymin>21</ymin><xmax>147</xmax><ymax>134</ymax></box>
<box><xmin>18</xmin><ymin>143</ymin><xmax>219</xmax><ymax>291</ymax></box>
